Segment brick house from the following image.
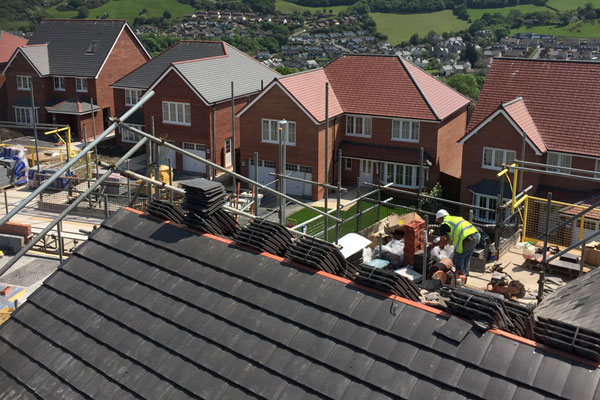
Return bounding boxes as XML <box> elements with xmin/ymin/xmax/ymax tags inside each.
<box><xmin>238</xmin><ymin>54</ymin><xmax>470</xmax><ymax>200</ymax></box>
<box><xmin>459</xmin><ymin>58</ymin><xmax>600</xmax><ymax>225</ymax></box>
<box><xmin>1</xmin><ymin>19</ymin><xmax>150</xmax><ymax>141</ymax></box>
<box><xmin>113</xmin><ymin>41</ymin><xmax>279</xmax><ymax>174</ymax></box>
<box><xmin>0</xmin><ymin>31</ymin><xmax>28</xmax><ymax>121</ymax></box>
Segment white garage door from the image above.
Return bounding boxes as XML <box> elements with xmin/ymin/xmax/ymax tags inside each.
<box><xmin>158</xmin><ymin>140</ymin><xmax>176</xmax><ymax>169</ymax></box>
<box><xmin>183</xmin><ymin>142</ymin><xmax>206</xmax><ymax>174</ymax></box>
<box><xmin>248</xmin><ymin>159</ymin><xmax>312</xmax><ymax>197</ymax></box>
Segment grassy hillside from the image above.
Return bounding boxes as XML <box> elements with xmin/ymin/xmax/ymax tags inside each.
<box><xmin>467</xmin><ymin>4</ymin><xmax>549</xmax><ymax>20</ymax></box>
<box><xmin>275</xmin><ymin>0</ymin><xmax>349</xmax><ymax>14</ymax></box>
<box><xmin>46</xmin><ymin>0</ymin><xmax>195</xmax><ymax>22</ymax></box>
<box><xmin>511</xmin><ymin>20</ymin><xmax>600</xmax><ymax>37</ymax></box>
<box><xmin>371</xmin><ymin>10</ymin><xmax>469</xmax><ymax>45</ymax></box>
<box><xmin>546</xmin><ymin>0</ymin><xmax>600</xmax><ymax>11</ymax></box>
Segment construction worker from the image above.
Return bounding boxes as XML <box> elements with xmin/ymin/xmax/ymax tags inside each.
<box><xmin>433</xmin><ymin>209</ymin><xmax>480</xmax><ymax>275</ymax></box>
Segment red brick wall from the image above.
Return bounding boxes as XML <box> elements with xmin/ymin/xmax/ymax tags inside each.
<box><xmin>436</xmin><ymin>108</ymin><xmax>468</xmax><ymax>179</ymax></box>
<box><xmin>460</xmin><ymin>112</ymin><xmax>600</xmax><ymax>204</ymax></box>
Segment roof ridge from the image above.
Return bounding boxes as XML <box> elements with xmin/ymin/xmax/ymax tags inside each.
<box><xmin>398</xmin><ymin>56</ymin><xmax>441</xmax><ymax>121</ymax></box>
<box><xmin>501</xmin><ymin>96</ymin><xmax>523</xmax><ymax>108</ymax></box>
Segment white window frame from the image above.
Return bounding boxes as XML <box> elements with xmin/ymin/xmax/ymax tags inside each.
<box><xmin>53</xmin><ymin>76</ymin><xmax>66</xmax><ymax>91</ymax></box>
<box><xmin>595</xmin><ymin>159</ymin><xmax>600</xmax><ymax>178</ymax></box>
<box><xmin>473</xmin><ymin>193</ymin><xmax>511</xmax><ymax>223</ymax></box>
<box><xmin>75</xmin><ymin>78</ymin><xmax>88</xmax><ymax>93</ymax></box>
<box><xmin>14</xmin><ymin>107</ymin><xmax>38</xmax><ymax>125</ymax></box>
<box><xmin>391</xmin><ymin>119</ymin><xmax>419</xmax><ymax>142</ymax></box>
<box><xmin>345</xmin><ymin>158</ymin><xmax>352</xmax><ymax>170</ymax></box>
<box><xmin>121</xmin><ymin>124</ymin><xmax>144</xmax><ymax>143</ymax></box>
<box><xmin>261</xmin><ymin>119</ymin><xmax>296</xmax><ymax>145</ymax></box>
<box><xmin>380</xmin><ymin>162</ymin><xmax>418</xmax><ymax>188</ymax></box>
<box><xmin>346</xmin><ymin>115</ymin><xmax>372</xmax><ymax>137</ymax></box>
<box><xmin>162</xmin><ymin>101</ymin><xmax>191</xmax><ymax>126</ymax></box>
<box><xmin>183</xmin><ymin>142</ymin><xmax>205</xmax><ymax>151</ymax></box>
<box><xmin>547</xmin><ymin>151</ymin><xmax>572</xmax><ymax>174</ymax></box>
<box><xmin>16</xmin><ymin>76</ymin><xmax>32</xmax><ymax>91</ymax></box>
<box><xmin>125</xmin><ymin>89</ymin><xmax>142</xmax><ymax>106</ymax></box>
<box><xmin>482</xmin><ymin>147</ymin><xmax>516</xmax><ymax>171</ymax></box>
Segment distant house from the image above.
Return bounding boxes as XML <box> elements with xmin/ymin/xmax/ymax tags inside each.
<box><xmin>1</xmin><ymin>19</ymin><xmax>150</xmax><ymax>140</ymax></box>
<box><xmin>459</xmin><ymin>58</ymin><xmax>600</xmax><ymax>221</ymax></box>
<box><xmin>0</xmin><ymin>31</ymin><xmax>28</xmax><ymax>121</ymax></box>
<box><xmin>113</xmin><ymin>41</ymin><xmax>278</xmax><ymax>175</ymax></box>
<box><xmin>238</xmin><ymin>55</ymin><xmax>469</xmax><ymax>199</ymax></box>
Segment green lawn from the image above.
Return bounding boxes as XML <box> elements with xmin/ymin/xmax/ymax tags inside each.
<box><xmin>547</xmin><ymin>0</ymin><xmax>600</xmax><ymax>10</ymax></box>
<box><xmin>275</xmin><ymin>0</ymin><xmax>350</xmax><ymax>14</ymax></box>
<box><xmin>0</xmin><ymin>19</ymin><xmax>31</xmax><ymax>30</ymax></box>
<box><xmin>370</xmin><ymin>10</ymin><xmax>470</xmax><ymax>45</ymax></box>
<box><xmin>46</xmin><ymin>0</ymin><xmax>195</xmax><ymax>22</ymax></box>
<box><xmin>511</xmin><ymin>20</ymin><xmax>600</xmax><ymax>37</ymax></box>
<box><xmin>467</xmin><ymin>4</ymin><xmax>549</xmax><ymax>20</ymax></box>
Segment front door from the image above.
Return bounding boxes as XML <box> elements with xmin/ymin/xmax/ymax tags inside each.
<box><xmin>359</xmin><ymin>160</ymin><xmax>373</xmax><ymax>186</ymax></box>
<box><xmin>225</xmin><ymin>139</ymin><xmax>232</xmax><ymax>168</ymax></box>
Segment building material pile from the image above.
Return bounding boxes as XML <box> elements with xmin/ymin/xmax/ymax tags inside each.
<box><xmin>441</xmin><ymin>286</ymin><xmax>535</xmax><ymax>339</ymax></box>
<box><xmin>287</xmin><ymin>236</ymin><xmax>356</xmax><ymax>279</ymax></box>
<box><xmin>534</xmin><ymin>318</ymin><xmax>600</xmax><ymax>361</ymax></box>
<box><xmin>147</xmin><ymin>200</ymin><xmax>185</xmax><ymax>224</ymax></box>
<box><xmin>403</xmin><ymin>219</ymin><xmax>425</xmax><ymax>266</ymax></box>
<box><xmin>354</xmin><ymin>263</ymin><xmax>421</xmax><ymax>302</ymax></box>
<box><xmin>234</xmin><ymin>219</ymin><xmax>293</xmax><ymax>256</ymax></box>
<box><xmin>180</xmin><ymin>178</ymin><xmax>237</xmax><ymax>236</ymax></box>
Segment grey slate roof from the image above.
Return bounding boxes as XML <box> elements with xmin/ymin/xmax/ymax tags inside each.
<box><xmin>26</xmin><ymin>19</ymin><xmax>136</xmax><ymax>77</ymax></box>
<box><xmin>20</xmin><ymin>44</ymin><xmax>50</xmax><ymax>76</ymax></box>
<box><xmin>0</xmin><ymin>209</ymin><xmax>598</xmax><ymax>399</ymax></box>
<box><xmin>45</xmin><ymin>96</ymin><xmax>101</xmax><ymax>115</ymax></box>
<box><xmin>112</xmin><ymin>41</ymin><xmax>226</xmax><ymax>89</ymax></box>
<box><xmin>169</xmin><ymin>43</ymin><xmax>279</xmax><ymax>104</ymax></box>
<box><xmin>535</xmin><ymin>266</ymin><xmax>600</xmax><ymax>331</ymax></box>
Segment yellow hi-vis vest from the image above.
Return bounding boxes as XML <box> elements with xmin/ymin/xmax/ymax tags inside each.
<box><xmin>441</xmin><ymin>215</ymin><xmax>479</xmax><ymax>254</ymax></box>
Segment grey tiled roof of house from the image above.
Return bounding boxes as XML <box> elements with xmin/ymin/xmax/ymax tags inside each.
<box><xmin>172</xmin><ymin>43</ymin><xmax>279</xmax><ymax>104</ymax></box>
<box><xmin>0</xmin><ymin>208</ymin><xmax>597</xmax><ymax>399</ymax></box>
<box><xmin>45</xmin><ymin>96</ymin><xmax>101</xmax><ymax>115</ymax></box>
<box><xmin>112</xmin><ymin>41</ymin><xmax>226</xmax><ymax>89</ymax></box>
<box><xmin>20</xmin><ymin>44</ymin><xmax>49</xmax><ymax>75</ymax></box>
<box><xmin>26</xmin><ymin>19</ymin><xmax>134</xmax><ymax>77</ymax></box>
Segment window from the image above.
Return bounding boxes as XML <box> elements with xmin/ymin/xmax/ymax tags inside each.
<box><xmin>163</xmin><ymin>101</ymin><xmax>191</xmax><ymax>125</ymax></box>
<box><xmin>53</xmin><ymin>76</ymin><xmax>65</xmax><ymax>91</ymax></box>
<box><xmin>596</xmin><ymin>159</ymin><xmax>600</xmax><ymax>178</ymax></box>
<box><xmin>121</xmin><ymin>124</ymin><xmax>144</xmax><ymax>143</ymax></box>
<box><xmin>86</xmin><ymin>40</ymin><xmax>100</xmax><ymax>55</ymax></box>
<box><xmin>76</xmin><ymin>78</ymin><xmax>88</xmax><ymax>92</ymax></box>
<box><xmin>482</xmin><ymin>147</ymin><xmax>516</xmax><ymax>170</ymax></box>
<box><xmin>125</xmin><ymin>89</ymin><xmax>142</xmax><ymax>106</ymax></box>
<box><xmin>380</xmin><ymin>162</ymin><xmax>418</xmax><ymax>188</ymax></box>
<box><xmin>346</xmin><ymin>115</ymin><xmax>372</xmax><ymax>137</ymax></box>
<box><xmin>183</xmin><ymin>142</ymin><xmax>205</xmax><ymax>151</ymax></box>
<box><xmin>392</xmin><ymin>119</ymin><xmax>419</xmax><ymax>142</ymax></box>
<box><xmin>345</xmin><ymin>158</ymin><xmax>352</xmax><ymax>170</ymax></box>
<box><xmin>547</xmin><ymin>152</ymin><xmax>572</xmax><ymax>174</ymax></box>
<box><xmin>261</xmin><ymin>119</ymin><xmax>296</xmax><ymax>145</ymax></box>
<box><xmin>263</xmin><ymin>160</ymin><xmax>276</xmax><ymax>168</ymax></box>
<box><xmin>14</xmin><ymin>107</ymin><xmax>38</xmax><ymax>125</ymax></box>
<box><xmin>299</xmin><ymin>165</ymin><xmax>312</xmax><ymax>173</ymax></box>
<box><xmin>16</xmin><ymin>76</ymin><xmax>32</xmax><ymax>91</ymax></box>
<box><xmin>473</xmin><ymin>194</ymin><xmax>498</xmax><ymax>223</ymax></box>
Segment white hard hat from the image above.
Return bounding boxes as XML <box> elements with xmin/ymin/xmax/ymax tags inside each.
<box><xmin>436</xmin><ymin>209</ymin><xmax>449</xmax><ymax>220</ymax></box>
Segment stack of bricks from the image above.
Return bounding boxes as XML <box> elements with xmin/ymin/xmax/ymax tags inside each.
<box><xmin>403</xmin><ymin>219</ymin><xmax>425</xmax><ymax>266</ymax></box>
<box><xmin>0</xmin><ymin>222</ymin><xmax>32</xmax><ymax>243</ymax></box>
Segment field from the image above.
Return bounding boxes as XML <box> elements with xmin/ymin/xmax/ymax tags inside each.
<box><xmin>467</xmin><ymin>4</ymin><xmax>549</xmax><ymax>20</ymax></box>
<box><xmin>371</xmin><ymin>10</ymin><xmax>469</xmax><ymax>45</ymax></box>
<box><xmin>46</xmin><ymin>0</ymin><xmax>195</xmax><ymax>22</ymax></box>
<box><xmin>275</xmin><ymin>0</ymin><xmax>349</xmax><ymax>14</ymax></box>
<box><xmin>511</xmin><ymin>20</ymin><xmax>600</xmax><ymax>37</ymax></box>
<box><xmin>547</xmin><ymin>0</ymin><xmax>600</xmax><ymax>11</ymax></box>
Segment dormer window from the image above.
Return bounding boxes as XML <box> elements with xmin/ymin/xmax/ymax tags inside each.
<box><xmin>86</xmin><ymin>40</ymin><xmax>100</xmax><ymax>55</ymax></box>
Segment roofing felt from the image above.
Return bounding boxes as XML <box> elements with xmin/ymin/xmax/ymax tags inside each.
<box><xmin>467</xmin><ymin>58</ymin><xmax>600</xmax><ymax>157</ymax></box>
<box><xmin>0</xmin><ymin>208</ymin><xmax>598</xmax><ymax>399</ymax></box>
<box><xmin>340</xmin><ymin>140</ymin><xmax>431</xmax><ymax>165</ymax></box>
<box><xmin>277</xmin><ymin>68</ymin><xmax>344</xmax><ymax>122</ymax></box>
<box><xmin>0</xmin><ymin>31</ymin><xmax>27</xmax><ymax>64</ymax></box>
<box><xmin>45</xmin><ymin>96</ymin><xmax>101</xmax><ymax>115</ymax></box>
<box><xmin>113</xmin><ymin>41</ymin><xmax>226</xmax><ymax>90</ymax></box>
<box><xmin>535</xmin><ymin>266</ymin><xmax>600</xmax><ymax>332</ymax></box>
<box><xmin>170</xmin><ymin>43</ymin><xmax>280</xmax><ymax>104</ymax></box>
<box><xmin>26</xmin><ymin>19</ymin><xmax>133</xmax><ymax>77</ymax></box>
<box><xmin>501</xmin><ymin>97</ymin><xmax>547</xmax><ymax>153</ymax></box>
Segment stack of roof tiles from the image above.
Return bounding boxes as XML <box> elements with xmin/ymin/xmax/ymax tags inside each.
<box><xmin>287</xmin><ymin>236</ymin><xmax>356</xmax><ymax>279</ymax></box>
<box><xmin>534</xmin><ymin>318</ymin><xmax>600</xmax><ymax>361</ymax></box>
<box><xmin>234</xmin><ymin>219</ymin><xmax>293</xmax><ymax>257</ymax></box>
<box><xmin>355</xmin><ymin>264</ymin><xmax>421</xmax><ymax>302</ymax></box>
<box><xmin>147</xmin><ymin>199</ymin><xmax>185</xmax><ymax>224</ymax></box>
<box><xmin>181</xmin><ymin>178</ymin><xmax>237</xmax><ymax>236</ymax></box>
<box><xmin>441</xmin><ymin>286</ymin><xmax>535</xmax><ymax>339</ymax></box>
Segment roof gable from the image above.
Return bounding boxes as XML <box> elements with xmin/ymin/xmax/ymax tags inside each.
<box><xmin>502</xmin><ymin>97</ymin><xmax>547</xmax><ymax>153</ymax></box>
<box><xmin>24</xmin><ymin>19</ymin><xmax>144</xmax><ymax>78</ymax></box>
<box><xmin>0</xmin><ymin>31</ymin><xmax>27</xmax><ymax>64</ymax></box>
<box><xmin>0</xmin><ymin>208</ymin><xmax>598</xmax><ymax>398</ymax></box>
<box><xmin>468</xmin><ymin>58</ymin><xmax>600</xmax><ymax>157</ymax></box>
<box><xmin>112</xmin><ymin>41</ymin><xmax>226</xmax><ymax>90</ymax></box>
<box><xmin>2</xmin><ymin>44</ymin><xmax>49</xmax><ymax>76</ymax></box>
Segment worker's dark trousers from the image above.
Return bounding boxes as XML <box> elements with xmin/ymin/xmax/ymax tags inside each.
<box><xmin>453</xmin><ymin>233</ymin><xmax>480</xmax><ymax>275</ymax></box>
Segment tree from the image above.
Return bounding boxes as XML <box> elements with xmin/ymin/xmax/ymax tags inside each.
<box><xmin>76</xmin><ymin>5</ymin><xmax>89</xmax><ymax>18</ymax></box>
<box><xmin>462</xmin><ymin>43</ymin><xmax>478</xmax><ymax>65</ymax></box>
<box><xmin>446</xmin><ymin>74</ymin><xmax>479</xmax><ymax>99</ymax></box>
<box><xmin>409</xmin><ymin>33</ymin><xmax>420</xmax><ymax>46</ymax></box>
<box><xmin>163</xmin><ymin>10</ymin><xmax>171</xmax><ymax>19</ymax></box>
